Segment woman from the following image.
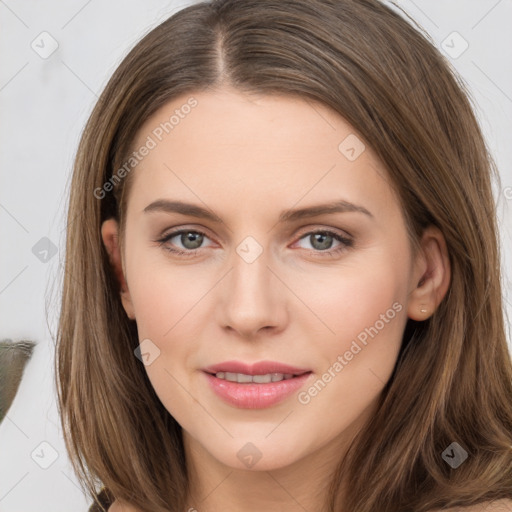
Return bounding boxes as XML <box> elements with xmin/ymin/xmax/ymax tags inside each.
<box><xmin>56</xmin><ymin>0</ymin><xmax>512</xmax><ymax>510</ymax></box>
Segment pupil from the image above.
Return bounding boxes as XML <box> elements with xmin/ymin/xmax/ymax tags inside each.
<box><xmin>183</xmin><ymin>232</ymin><xmax>203</xmax><ymax>249</ymax></box>
<box><xmin>312</xmin><ymin>233</ymin><xmax>332</xmax><ymax>250</ymax></box>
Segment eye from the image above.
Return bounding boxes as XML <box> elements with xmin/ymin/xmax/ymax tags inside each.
<box><xmin>155</xmin><ymin>227</ymin><xmax>354</xmax><ymax>258</ymax></box>
<box><xmin>156</xmin><ymin>229</ymin><xmax>213</xmax><ymax>257</ymax></box>
<box><xmin>294</xmin><ymin>229</ymin><xmax>353</xmax><ymax>257</ymax></box>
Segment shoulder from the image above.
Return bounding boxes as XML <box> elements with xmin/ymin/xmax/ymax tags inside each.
<box><xmin>106</xmin><ymin>498</ymin><xmax>512</xmax><ymax>512</ymax></box>
<box><xmin>106</xmin><ymin>498</ymin><xmax>512</xmax><ymax>511</ymax></box>
<box><xmin>108</xmin><ymin>499</ymin><xmax>512</xmax><ymax>511</ymax></box>
<box><xmin>438</xmin><ymin>500</ymin><xmax>512</xmax><ymax>511</ymax></box>
<box><xmin>108</xmin><ymin>500</ymin><xmax>142</xmax><ymax>512</ymax></box>
<box><xmin>475</xmin><ymin>501</ymin><xmax>512</xmax><ymax>511</ymax></box>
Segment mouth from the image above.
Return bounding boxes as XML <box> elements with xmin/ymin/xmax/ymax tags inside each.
<box><xmin>202</xmin><ymin>360</ymin><xmax>312</xmax><ymax>377</ymax></box>
<box><xmin>201</xmin><ymin>360</ymin><xmax>313</xmax><ymax>409</ymax></box>
<box><xmin>204</xmin><ymin>371</ymin><xmax>310</xmax><ymax>384</ymax></box>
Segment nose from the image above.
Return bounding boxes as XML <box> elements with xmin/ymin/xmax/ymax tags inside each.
<box><xmin>218</xmin><ymin>244</ymin><xmax>288</xmax><ymax>339</ymax></box>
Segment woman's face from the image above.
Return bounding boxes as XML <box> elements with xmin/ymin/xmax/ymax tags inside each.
<box><xmin>103</xmin><ymin>87</ymin><xmax>434</xmax><ymax>473</ymax></box>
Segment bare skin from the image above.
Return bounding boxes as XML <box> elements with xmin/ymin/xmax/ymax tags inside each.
<box><xmin>102</xmin><ymin>87</ymin><xmax>457</xmax><ymax>511</ymax></box>
<box><xmin>109</xmin><ymin>503</ymin><xmax>512</xmax><ymax>512</ymax></box>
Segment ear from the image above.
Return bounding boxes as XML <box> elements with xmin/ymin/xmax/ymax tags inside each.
<box><xmin>407</xmin><ymin>225</ymin><xmax>451</xmax><ymax>321</ymax></box>
<box><xmin>101</xmin><ymin>218</ymin><xmax>135</xmax><ymax>320</ymax></box>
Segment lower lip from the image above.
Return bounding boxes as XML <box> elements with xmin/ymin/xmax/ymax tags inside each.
<box><xmin>203</xmin><ymin>371</ymin><xmax>313</xmax><ymax>409</ymax></box>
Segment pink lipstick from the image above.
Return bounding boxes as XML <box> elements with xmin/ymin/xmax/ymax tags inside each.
<box><xmin>202</xmin><ymin>360</ymin><xmax>313</xmax><ymax>409</ymax></box>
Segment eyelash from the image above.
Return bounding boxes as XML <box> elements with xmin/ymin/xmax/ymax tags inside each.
<box><xmin>155</xmin><ymin>228</ymin><xmax>354</xmax><ymax>259</ymax></box>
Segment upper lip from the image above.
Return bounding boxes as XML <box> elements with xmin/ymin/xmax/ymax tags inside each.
<box><xmin>203</xmin><ymin>360</ymin><xmax>312</xmax><ymax>376</ymax></box>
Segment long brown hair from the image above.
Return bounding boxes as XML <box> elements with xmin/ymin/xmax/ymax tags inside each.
<box><xmin>55</xmin><ymin>0</ymin><xmax>512</xmax><ymax>510</ymax></box>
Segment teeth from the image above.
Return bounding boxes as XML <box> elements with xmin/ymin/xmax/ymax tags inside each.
<box><xmin>214</xmin><ymin>372</ymin><xmax>296</xmax><ymax>383</ymax></box>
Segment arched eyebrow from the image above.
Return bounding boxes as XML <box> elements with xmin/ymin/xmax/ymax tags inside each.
<box><xmin>279</xmin><ymin>200</ymin><xmax>373</xmax><ymax>222</ymax></box>
<box><xmin>143</xmin><ymin>199</ymin><xmax>373</xmax><ymax>223</ymax></box>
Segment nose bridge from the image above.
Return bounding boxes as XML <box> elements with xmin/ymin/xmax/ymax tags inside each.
<box><xmin>230</xmin><ymin>235</ymin><xmax>273</xmax><ymax>303</ymax></box>
<box><xmin>220</xmin><ymin>233</ymin><xmax>285</xmax><ymax>334</ymax></box>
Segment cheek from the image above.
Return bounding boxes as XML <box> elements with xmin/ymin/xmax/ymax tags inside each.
<box><xmin>294</xmin><ymin>252</ymin><xmax>410</xmax><ymax>414</ymax></box>
<box><xmin>124</xmin><ymin>258</ymin><xmax>207</xmax><ymax>416</ymax></box>
<box><xmin>124</xmin><ymin>248</ymin><xmax>219</xmax><ymax>391</ymax></box>
<box><xmin>125</xmin><ymin>242</ymin><xmax>208</xmax><ymax>339</ymax></box>
<box><xmin>298</xmin><ymin>249</ymin><xmax>409</xmax><ymax>344</ymax></box>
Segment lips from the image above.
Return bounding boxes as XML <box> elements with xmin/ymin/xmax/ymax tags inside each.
<box><xmin>203</xmin><ymin>371</ymin><xmax>313</xmax><ymax>409</ymax></box>
<box><xmin>201</xmin><ymin>360</ymin><xmax>313</xmax><ymax>409</ymax></box>
<box><xmin>202</xmin><ymin>360</ymin><xmax>311</xmax><ymax>376</ymax></box>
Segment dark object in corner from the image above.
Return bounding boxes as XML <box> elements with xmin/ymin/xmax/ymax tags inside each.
<box><xmin>0</xmin><ymin>339</ymin><xmax>35</xmax><ymax>423</ymax></box>
<box><xmin>88</xmin><ymin>487</ymin><xmax>115</xmax><ymax>512</ymax></box>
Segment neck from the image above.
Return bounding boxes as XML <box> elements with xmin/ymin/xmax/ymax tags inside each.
<box><xmin>182</xmin><ymin>406</ymin><xmax>372</xmax><ymax>512</ymax></box>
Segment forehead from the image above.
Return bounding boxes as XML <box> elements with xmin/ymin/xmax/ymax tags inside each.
<box><xmin>126</xmin><ymin>88</ymin><xmax>401</xmax><ymax>224</ymax></box>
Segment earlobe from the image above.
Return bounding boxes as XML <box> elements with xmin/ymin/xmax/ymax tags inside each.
<box><xmin>407</xmin><ymin>226</ymin><xmax>451</xmax><ymax>321</ymax></box>
<box><xmin>100</xmin><ymin>218</ymin><xmax>136</xmax><ymax>320</ymax></box>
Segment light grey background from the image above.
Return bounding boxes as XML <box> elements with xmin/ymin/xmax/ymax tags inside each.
<box><xmin>0</xmin><ymin>1</ymin><xmax>511</xmax><ymax>510</ymax></box>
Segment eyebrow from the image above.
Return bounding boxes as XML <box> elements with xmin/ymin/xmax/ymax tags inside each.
<box><xmin>143</xmin><ymin>199</ymin><xmax>373</xmax><ymax>223</ymax></box>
